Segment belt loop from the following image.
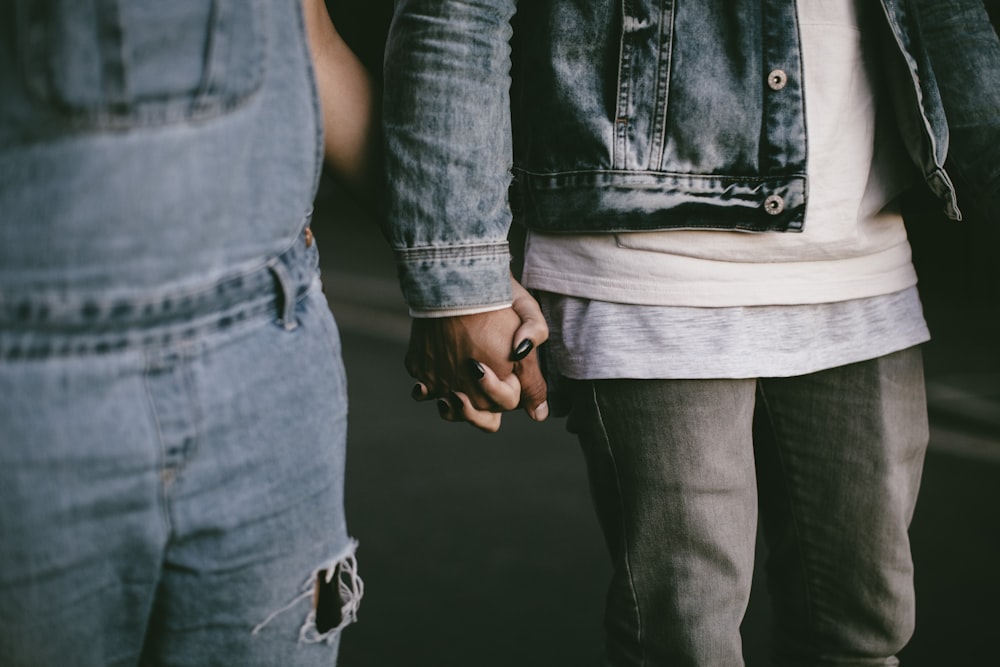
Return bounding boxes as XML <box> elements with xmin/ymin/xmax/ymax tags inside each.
<box><xmin>267</xmin><ymin>256</ymin><xmax>298</xmax><ymax>331</ymax></box>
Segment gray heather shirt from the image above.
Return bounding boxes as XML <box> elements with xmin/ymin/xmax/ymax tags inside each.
<box><xmin>536</xmin><ymin>287</ymin><xmax>929</xmax><ymax>380</ymax></box>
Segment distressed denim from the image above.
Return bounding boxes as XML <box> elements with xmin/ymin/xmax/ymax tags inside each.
<box><xmin>567</xmin><ymin>348</ymin><xmax>928</xmax><ymax>666</ymax></box>
<box><xmin>0</xmin><ymin>237</ymin><xmax>359</xmax><ymax>667</ymax></box>
<box><xmin>0</xmin><ymin>1</ymin><xmax>359</xmax><ymax>664</ymax></box>
<box><xmin>382</xmin><ymin>0</ymin><xmax>961</xmax><ymax>312</ymax></box>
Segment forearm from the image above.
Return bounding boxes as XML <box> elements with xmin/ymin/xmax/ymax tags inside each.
<box><xmin>302</xmin><ymin>0</ymin><xmax>379</xmax><ymax>198</ymax></box>
<box><xmin>382</xmin><ymin>0</ymin><xmax>518</xmax><ymax>312</ymax></box>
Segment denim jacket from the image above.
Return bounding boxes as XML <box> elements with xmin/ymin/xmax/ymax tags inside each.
<box><xmin>382</xmin><ymin>0</ymin><xmax>988</xmax><ymax>313</ymax></box>
<box><xmin>912</xmin><ymin>0</ymin><xmax>1000</xmax><ymax>230</ymax></box>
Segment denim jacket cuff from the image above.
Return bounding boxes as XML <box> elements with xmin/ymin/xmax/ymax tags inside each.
<box><xmin>394</xmin><ymin>242</ymin><xmax>513</xmax><ymax>311</ymax></box>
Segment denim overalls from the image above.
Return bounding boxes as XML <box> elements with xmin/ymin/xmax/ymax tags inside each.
<box><xmin>0</xmin><ymin>2</ymin><xmax>359</xmax><ymax>664</ymax></box>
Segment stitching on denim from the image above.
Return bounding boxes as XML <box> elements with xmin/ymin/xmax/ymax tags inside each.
<box><xmin>143</xmin><ymin>351</ymin><xmax>175</xmax><ymax>538</ymax></box>
<box><xmin>650</xmin><ymin>0</ymin><xmax>676</xmax><ymax>171</ymax></box>
<box><xmin>180</xmin><ymin>352</ymin><xmax>204</xmax><ymax>484</ymax></box>
<box><xmin>590</xmin><ymin>380</ymin><xmax>646</xmax><ymax>665</ymax></box>
<box><xmin>512</xmin><ymin>166</ymin><xmax>800</xmax><ymax>184</ymax></box>
<box><xmin>395</xmin><ymin>242</ymin><xmax>511</xmax><ymax>262</ymax></box>
<box><xmin>0</xmin><ymin>229</ymin><xmax>317</xmax><ymax>359</ymax></box>
<box><xmin>13</xmin><ymin>0</ymin><xmax>268</xmax><ymax>131</ymax></box>
<box><xmin>267</xmin><ymin>257</ymin><xmax>298</xmax><ymax>331</ymax></box>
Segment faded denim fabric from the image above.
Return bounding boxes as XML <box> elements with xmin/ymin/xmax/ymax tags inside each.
<box><xmin>382</xmin><ymin>0</ymin><xmax>517</xmax><ymax>312</ymax></box>
<box><xmin>511</xmin><ymin>0</ymin><xmax>812</xmax><ymax>234</ymax></box>
<box><xmin>0</xmin><ymin>1</ymin><xmax>359</xmax><ymax>664</ymax></box>
<box><xmin>567</xmin><ymin>348</ymin><xmax>928</xmax><ymax>666</ymax></box>
<box><xmin>0</xmin><ymin>0</ymin><xmax>322</xmax><ymax>292</ymax></box>
<box><xmin>382</xmin><ymin>0</ymin><xmax>963</xmax><ymax>312</ymax></box>
<box><xmin>913</xmin><ymin>0</ymin><xmax>1000</xmax><ymax>222</ymax></box>
<box><xmin>0</xmin><ymin>238</ymin><xmax>359</xmax><ymax>667</ymax></box>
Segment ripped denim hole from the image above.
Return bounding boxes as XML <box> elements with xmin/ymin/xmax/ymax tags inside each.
<box><xmin>251</xmin><ymin>539</ymin><xmax>363</xmax><ymax>643</ymax></box>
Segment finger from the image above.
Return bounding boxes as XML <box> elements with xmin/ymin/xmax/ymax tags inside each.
<box><xmin>467</xmin><ymin>359</ymin><xmax>521</xmax><ymax>412</ymax></box>
<box><xmin>512</xmin><ymin>338</ymin><xmax>534</xmax><ymax>361</ymax></box>
<box><xmin>510</xmin><ymin>282</ymin><xmax>550</xmax><ymax>353</ymax></box>
<box><xmin>436</xmin><ymin>395</ymin><xmax>460</xmax><ymax>422</ymax></box>
<box><xmin>512</xmin><ymin>320</ymin><xmax>548</xmax><ymax>360</ymax></box>
<box><xmin>404</xmin><ymin>336</ymin><xmax>445</xmax><ymax>398</ymax></box>
<box><xmin>450</xmin><ymin>391</ymin><xmax>503</xmax><ymax>433</ymax></box>
<box><xmin>406</xmin><ymin>353</ymin><xmax>442</xmax><ymax>398</ymax></box>
<box><xmin>411</xmin><ymin>382</ymin><xmax>429</xmax><ymax>402</ymax></box>
<box><xmin>515</xmin><ymin>351</ymin><xmax>549</xmax><ymax>421</ymax></box>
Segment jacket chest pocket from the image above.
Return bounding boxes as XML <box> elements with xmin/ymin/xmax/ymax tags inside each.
<box><xmin>15</xmin><ymin>0</ymin><xmax>266</xmax><ymax>129</ymax></box>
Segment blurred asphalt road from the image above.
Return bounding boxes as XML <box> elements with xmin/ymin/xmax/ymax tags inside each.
<box><xmin>313</xmin><ymin>185</ymin><xmax>1000</xmax><ymax>666</ymax></box>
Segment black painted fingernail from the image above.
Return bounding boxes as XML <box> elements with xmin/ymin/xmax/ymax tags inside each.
<box><xmin>437</xmin><ymin>398</ymin><xmax>450</xmax><ymax>417</ymax></box>
<box><xmin>513</xmin><ymin>339</ymin><xmax>534</xmax><ymax>361</ymax></box>
<box><xmin>411</xmin><ymin>383</ymin><xmax>426</xmax><ymax>400</ymax></box>
<box><xmin>467</xmin><ymin>358</ymin><xmax>485</xmax><ymax>379</ymax></box>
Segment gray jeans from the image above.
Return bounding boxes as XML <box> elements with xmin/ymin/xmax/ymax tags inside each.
<box><xmin>567</xmin><ymin>347</ymin><xmax>928</xmax><ymax>666</ymax></box>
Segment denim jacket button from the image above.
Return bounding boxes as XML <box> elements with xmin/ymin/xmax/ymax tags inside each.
<box><xmin>763</xmin><ymin>194</ymin><xmax>785</xmax><ymax>215</ymax></box>
<box><xmin>767</xmin><ymin>69</ymin><xmax>788</xmax><ymax>91</ymax></box>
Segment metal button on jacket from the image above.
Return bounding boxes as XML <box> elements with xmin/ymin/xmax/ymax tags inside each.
<box><xmin>763</xmin><ymin>194</ymin><xmax>785</xmax><ymax>215</ymax></box>
<box><xmin>767</xmin><ymin>69</ymin><xmax>788</xmax><ymax>91</ymax></box>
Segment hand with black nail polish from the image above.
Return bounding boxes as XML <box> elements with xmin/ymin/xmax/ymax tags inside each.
<box><xmin>403</xmin><ymin>273</ymin><xmax>549</xmax><ymax>431</ymax></box>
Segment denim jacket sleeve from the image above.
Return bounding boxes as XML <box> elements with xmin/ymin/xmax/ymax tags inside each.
<box><xmin>381</xmin><ymin>0</ymin><xmax>517</xmax><ymax>313</ymax></box>
<box><xmin>913</xmin><ymin>0</ymin><xmax>1000</xmax><ymax>221</ymax></box>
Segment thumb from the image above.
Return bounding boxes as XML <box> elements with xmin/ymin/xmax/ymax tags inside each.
<box><xmin>515</xmin><ymin>352</ymin><xmax>549</xmax><ymax>422</ymax></box>
<box><xmin>509</xmin><ymin>277</ymin><xmax>549</xmax><ymax>354</ymax></box>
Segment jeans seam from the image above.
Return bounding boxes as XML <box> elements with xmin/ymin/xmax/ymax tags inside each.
<box><xmin>180</xmin><ymin>353</ymin><xmax>204</xmax><ymax>482</ymax></box>
<box><xmin>756</xmin><ymin>382</ymin><xmax>818</xmax><ymax>644</ymax></box>
<box><xmin>590</xmin><ymin>380</ymin><xmax>646</xmax><ymax>666</ymax></box>
<box><xmin>143</xmin><ymin>352</ymin><xmax>175</xmax><ymax>539</ymax></box>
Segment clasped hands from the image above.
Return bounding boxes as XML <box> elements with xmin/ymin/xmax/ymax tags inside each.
<box><xmin>406</xmin><ymin>276</ymin><xmax>549</xmax><ymax>432</ymax></box>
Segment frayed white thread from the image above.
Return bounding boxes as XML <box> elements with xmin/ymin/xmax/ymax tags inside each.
<box><xmin>300</xmin><ymin>551</ymin><xmax>363</xmax><ymax>643</ymax></box>
<box><xmin>251</xmin><ymin>539</ymin><xmax>363</xmax><ymax>643</ymax></box>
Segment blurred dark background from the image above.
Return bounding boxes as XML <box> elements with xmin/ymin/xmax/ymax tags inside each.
<box><xmin>319</xmin><ymin>3</ymin><xmax>1000</xmax><ymax>665</ymax></box>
